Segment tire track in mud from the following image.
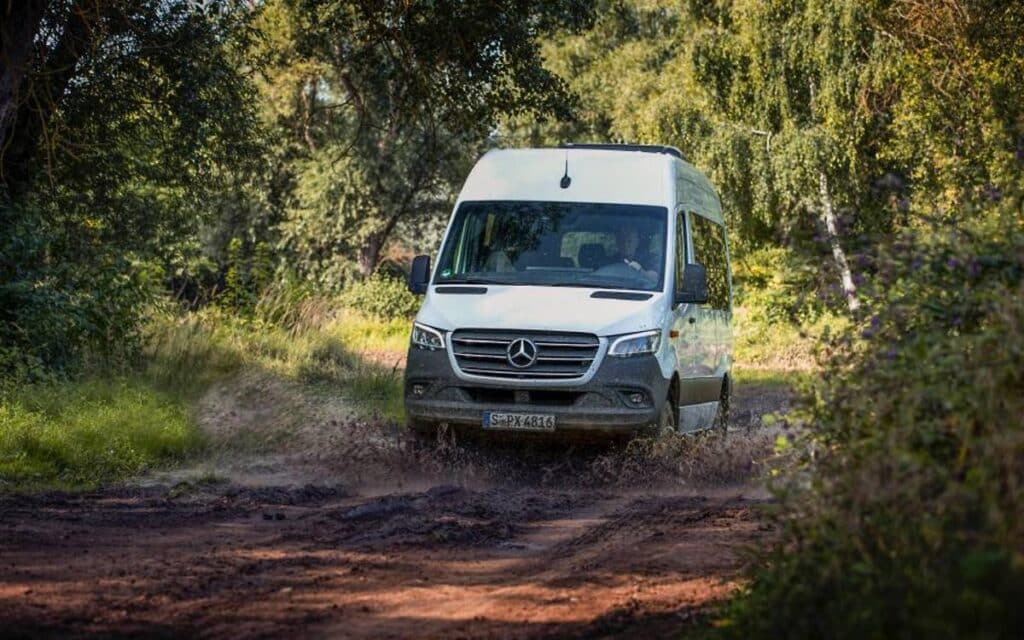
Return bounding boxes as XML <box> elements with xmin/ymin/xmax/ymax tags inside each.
<box><xmin>0</xmin><ymin>484</ymin><xmax>769</xmax><ymax>639</ymax></box>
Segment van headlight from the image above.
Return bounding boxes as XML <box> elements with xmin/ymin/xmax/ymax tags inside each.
<box><xmin>411</xmin><ymin>323</ymin><xmax>445</xmax><ymax>350</ymax></box>
<box><xmin>608</xmin><ymin>330</ymin><xmax>661</xmax><ymax>357</ymax></box>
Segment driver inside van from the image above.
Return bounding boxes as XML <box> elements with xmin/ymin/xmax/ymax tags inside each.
<box><xmin>612</xmin><ymin>227</ymin><xmax>658</xmax><ymax>282</ymax></box>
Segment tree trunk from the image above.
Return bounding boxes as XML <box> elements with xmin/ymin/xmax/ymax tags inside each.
<box><xmin>0</xmin><ymin>0</ymin><xmax>50</xmax><ymax>186</ymax></box>
<box><xmin>818</xmin><ymin>171</ymin><xmax>860</xmax><ymax>312</ymax></box>
<box><xmin>357</xmin><ymin>208</ymin><xmax>407</xmax><ymax>276</ymax></box>
<box><xmin>357</xmin><ymin>236</ymin><xmax>382</xmax><ymax>277</ymax></box>
<box><xmin>2</xmin><ymin>0</ymin><xmax>93</xmax><ymax>196</ymax></box>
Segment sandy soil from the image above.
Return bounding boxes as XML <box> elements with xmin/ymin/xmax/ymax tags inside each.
<box><xmin>0</xmin><ymin>379</ymin><xmax>792</xmax><ymax>639</ymax></box>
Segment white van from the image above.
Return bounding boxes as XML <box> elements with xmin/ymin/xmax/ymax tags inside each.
<box><xmin>404</xmin><ymin>144</ymin><xmax>732</xmax><ymax>439</ymax></box>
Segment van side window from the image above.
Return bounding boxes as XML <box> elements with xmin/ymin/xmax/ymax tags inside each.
<box><xmin>688</xmin><ymin>212</ymin><xmax>729</xmax><ymax>310</ymax></box>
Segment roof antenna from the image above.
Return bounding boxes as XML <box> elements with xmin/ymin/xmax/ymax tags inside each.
<box><xmin>560</xmin><ymin>150</ymin><xmax>572</xmax><ymax>189</ymax></box>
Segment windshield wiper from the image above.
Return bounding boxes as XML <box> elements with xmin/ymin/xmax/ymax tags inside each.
<box><xmin>547</xmin><ymin>280</ymin><xmax>646</xmax><ymax>291</ymax></box>
<box><xmin>438</xmin><ymin>277</ymin><xmax>511</xmax><ymax>285</ymax></box>
<box><xmin>546</xmin><ymin>282</ymin><xmax>612</xmax><ymax>289</ymax></box>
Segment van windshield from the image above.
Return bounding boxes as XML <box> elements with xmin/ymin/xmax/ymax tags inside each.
<box><xmin>435</xmin><ymin>201</ymin><xmax>667</xmax><ymax>291</ymax></box>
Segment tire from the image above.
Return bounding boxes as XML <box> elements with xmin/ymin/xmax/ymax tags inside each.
<box><xmin>658</xmin><ymin>392</ymin><xmax>678</xmax><ymax>433</ymax></box>
<box><xmin>710</xmin><ymin>378</ymin><xmax>730</xmax><ymax>438</ymax></box>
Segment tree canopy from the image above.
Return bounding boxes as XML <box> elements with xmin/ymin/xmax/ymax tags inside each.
<box><xmin>501</xmin><ymin>0</ymin><xmax>1023</xmax><ymax>309</ymax></box>
<box><xmin>1</xmin><ymin>0</ymin><xmax>1021</xmax><ymax>371</ymax></box>
<box><xmin>0</xmin><ymin>0</ymin><xmax>594</xmax><ymax>371</ymax></box>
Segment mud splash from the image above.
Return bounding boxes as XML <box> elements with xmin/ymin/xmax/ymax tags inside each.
<box><xmin>305</xmin><ymin>380</ymin><xmax>785</xmax><ymax>492</ymax></box>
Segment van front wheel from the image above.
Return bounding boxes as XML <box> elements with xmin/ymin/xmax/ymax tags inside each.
<box><xmin>657</xmin><ymin>394</ymin><xmax>678</xmax><ymax>433</ymax></box>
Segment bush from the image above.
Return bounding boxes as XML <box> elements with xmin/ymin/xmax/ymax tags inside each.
<box><xmin>1</xmin><ymin>201</ymin><xmax>158</xmax><ymax>380</ymax></box>
<box><xmin>732</xmin><ymin>247</ymin><xmax>829</xmax><ymax>326</ymax></box>
<box><xmin>732</xmin><ymin>247</ymin><xmax>847</xmax><ymax>369</ymax></box>
<box><xmin>340</xmin><ymin>274</ymin><xmax>420</xmax><ymax>321</ymax></box>
<box><xmin>717</xmin><ymin>200</ymin><xmax>1024</xmax><ymax>638</ymax></box>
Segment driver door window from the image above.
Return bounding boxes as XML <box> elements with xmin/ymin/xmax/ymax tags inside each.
<box><xmin>675</xmin><ymin>210</ymin><xmax>687</xmax><ymax>294</ymax></box>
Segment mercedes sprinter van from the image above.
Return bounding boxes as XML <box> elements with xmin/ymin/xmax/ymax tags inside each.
<box><xmin>404</xmin><ymin>143</ymin><xmax>732</xmax><ymax>438</ymax></box>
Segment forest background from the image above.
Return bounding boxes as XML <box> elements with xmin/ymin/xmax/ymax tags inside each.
<box><xmin>1</xmin><ymin>1</ymin><xmax>1022</xmax><ymax>636</ymax></box>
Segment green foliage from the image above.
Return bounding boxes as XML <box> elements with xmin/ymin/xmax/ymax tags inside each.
<box><xmin>0</xmin><ymin>379</ymin><xmax>204</xmax><ymax>490</ymax></box>
<box><xmin>340</xmin><ymin>275</ymin><xmax>420</xmax><ymax>321</ymax></box>
<box><xmin>503</xmin><ymin>0</ymin><xmax>1024</xmax><ymax>309</ymax></box>
<box><xmin>732</xmin><ymin>247</ymin><xmax>850</xmax><ymax>369</ymax></box>
<box><xmin>1</xmin><ymin>1</ymin><xmax>259</xmax><ymax>375</ymax></box>
<box><xmin>278</xmin><ymin>150</ymin><xmax>388</xmax><ymax>287</ymax></box>
<box><xmin>220</xmin><ymin>238</ymin><xmax>276</xmax><ymax>313</ymax></box>
<box><xmin>715</xmin><ymin>191</ymin><xmax>1024</xmax><ymax>638</ymax></box>
<box><xmin>733</xmin><ymin>247</ymin><xmax>832</xmax><ymax>325</ymax></box>
<box><xmin>223</xmin><ymin>238</ymin><xmax>247</xmax><ymax>310</ymax></box>
<box><xmin>874</xmin><ymin>0</ymin><xmax>1024</xmax><ymax>216</ymax></box>
<box><xmin>0</xmin><ymin>201</ymin><xmax>160</xmax><ymax>379</ymax></box>
<box><xmin>252</xmin><ymin>0</ymin><xmax>594</xmax><ymax>281</ymax></box>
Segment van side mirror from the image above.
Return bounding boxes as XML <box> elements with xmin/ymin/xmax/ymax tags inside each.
<box><xmin>408</xmin><ymin>255</ymin><xmax>431</xmax><ymax>294</ymax></box>
<box><xmin>675</xmin><ymin>263</ymin><xmax>709</xmax><ymax>305</ymax></box>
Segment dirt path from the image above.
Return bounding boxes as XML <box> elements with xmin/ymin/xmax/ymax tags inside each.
<box><xmin>0</xmin><ymin>378</ymin><xmax>791</xmax><ymax>639</ymax></box>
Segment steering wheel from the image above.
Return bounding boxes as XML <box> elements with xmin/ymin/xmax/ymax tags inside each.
<box><xmin>592</xmin><ymin>262</ymin><xmax>655</xmax><ymax>285</ymax></box>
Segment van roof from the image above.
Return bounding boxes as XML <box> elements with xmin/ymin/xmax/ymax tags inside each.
<box><xmin>457</xmin><ymin>147</ymin><xmax>722</xmax><ymax>221</ymax></box>
<box><xmin>559</xmin><ymin>142</ymin><xmax>686</xmax><ymax>160</ymax></box>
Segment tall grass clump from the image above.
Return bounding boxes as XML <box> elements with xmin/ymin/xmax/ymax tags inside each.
<box><xmin>146</xmin><ymin>292</ymin><xmax>409</xmax><ymax>421</ymax></box>
<box><xmin>715</xmin><ymin>200</ymin><xmax>1024</xmax><ymax>638</ymax></box>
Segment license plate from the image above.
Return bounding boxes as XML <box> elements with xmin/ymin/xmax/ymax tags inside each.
<box><xmin>483</xmin><ymin>411</ymin><xmax>556</xmax><ymax>432</ymax></box>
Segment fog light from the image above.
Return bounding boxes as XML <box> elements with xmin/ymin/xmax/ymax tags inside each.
<box><xmin>412</xmin><ymin>384</ymin><xmax>426</xmax><ymax>396</ymax></box>
<box><xmin>628</xmin><ymin>392</ymin><xmax>646</xmax><ymax>405</ymax></box>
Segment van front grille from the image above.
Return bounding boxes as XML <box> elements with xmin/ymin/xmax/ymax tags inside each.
<box><xmin>450</xmin><ymin>330</ymin><xmax>600</xmax><ymax>381</ymax></box>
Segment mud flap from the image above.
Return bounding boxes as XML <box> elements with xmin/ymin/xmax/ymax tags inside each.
<box><xmin>678</xmin><ymin>401</ymin><xmax>719</xmax><ymax>433</ymax></box>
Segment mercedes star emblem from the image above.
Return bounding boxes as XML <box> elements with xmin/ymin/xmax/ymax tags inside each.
<box><xmin>506</xmin><ymin>338</ymin><xmax>538</xmax><ymax>368</ymax></box>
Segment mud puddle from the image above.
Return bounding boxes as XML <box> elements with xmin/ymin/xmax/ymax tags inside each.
<box><xmin>0</xmin><ymin>377</ymin><xmax>790</xmax><ymax>638</ymax></box>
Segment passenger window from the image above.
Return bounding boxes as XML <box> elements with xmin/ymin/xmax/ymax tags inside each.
<box><xmin>687</xmin><ymin>212</ymin><xmax>729</xmax><ymax>310</ymax></box>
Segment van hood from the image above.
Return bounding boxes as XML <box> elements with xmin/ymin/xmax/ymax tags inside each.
<box><xmin>416</xmin><ymin>285</ymin><xmax>668</xmax><ymax>337</ymax></box>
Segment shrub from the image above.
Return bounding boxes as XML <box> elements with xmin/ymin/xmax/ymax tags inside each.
<box><xmin>717</xmin><ymin>200</ymin><xmax>1024</xmax><ymax>638</ymax></box>
<box><xmin>1</xmin><ymin>201</ymin><xmax>158</xmax><ymax>380</ymax></box>
<box><xmin>732</xmin><ymin>247</ymin><xmax>848</xmax><ymax>369</ymax></box>
<box><xmin>340</xmin><ymin>273</ymin><xmax>420</xmax><ymax>321</ymax></box>
<box><xmin>732</xmin><ymin>247</ymin><xmax>829</xmax><ymax>326</ymax></box>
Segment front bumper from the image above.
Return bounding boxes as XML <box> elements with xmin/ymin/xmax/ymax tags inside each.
<box><xmin>404</xmin><ymin>347</ymin><xmax>670</xmax><ymax>437</ymax></box>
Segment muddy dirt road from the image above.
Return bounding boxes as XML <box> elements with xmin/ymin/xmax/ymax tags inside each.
<box><xmin>0</xmin><ymin>381</ymin><xmax>791</xmax><ymax>639</ymax></box>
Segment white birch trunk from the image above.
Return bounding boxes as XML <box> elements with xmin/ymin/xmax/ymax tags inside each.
<box><xmin>818</xmin><ymin>171</ymin><xmax>860</xmax><ymax>312</ymax></box>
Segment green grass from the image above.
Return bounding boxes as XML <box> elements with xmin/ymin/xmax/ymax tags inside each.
<box><xmin>146</xmin><ymin>305</ymin><xmax>409</xmax><ymax>422</ymax></box>
<box><xmin>733</xmin><ymin>306</ymin><xmax>847</xmax><ymax>372</ymax></box>
<box><xmin>0</xmin><ymin>379</ymin><xmax>205</xmax><ymax>490</ymax></box>
<box><xmin>332</xmin><ymin>309</ymin><xmax>411</xmax><ymax>356</ymax></box>
<box><xmin>1</xmin><ymin>302</ymin><xmax>412</xmax><ymax>491</ymax></box>
<box><xmin>732</xmin><ymin>365</ymin><xmax>813</xmax><ymax>389</ymax></box>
